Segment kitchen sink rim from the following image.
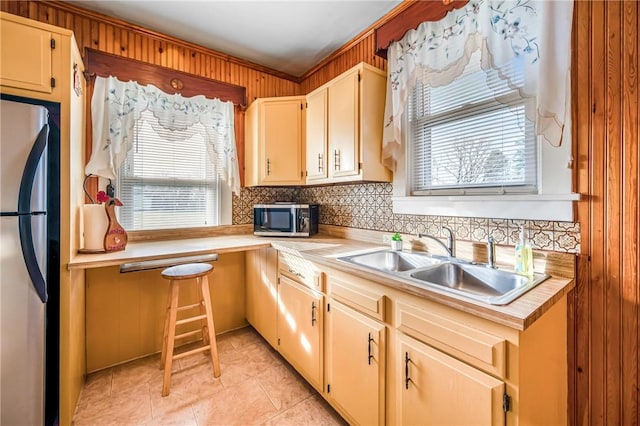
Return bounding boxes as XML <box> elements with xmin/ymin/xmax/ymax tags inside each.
<box><xmin>336</xmin><ymin>248</ymin><xmax>550</xmax><ymax>305</ymax></box>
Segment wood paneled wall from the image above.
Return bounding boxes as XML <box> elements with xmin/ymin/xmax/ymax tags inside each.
<box><xmin>5</xmin><ymin>1</ymin><xmax>640</xmax><ymax>424</ymax></box>
<box><xmin>299</xmin><ymin>32</ymin><xmax>386</xmax><ymax>93</ymax></box>
<box><xmin>572</xmin><ymin>1</ymin><xmax>639</xmax><ymax>425</ymax></box>
<box><xmin>0</xmin><ymin>1</ymin><xmax>299</xmax><ymax>103</ymax></box>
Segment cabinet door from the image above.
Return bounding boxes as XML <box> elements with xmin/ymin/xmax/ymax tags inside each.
<box><xmin>305</xmin><ymin>88</ymin><xmax>328</xmax><ymax>181</ymax></box>
<box><xmin>328</xmin><ymin>69</ymin><xmax>360</xmax><ymax>178</ymax></box>
<box><xmin>326</xmin><ymin>300</ymin><xmax>385</xmax><ymax>425</ymax></box>
<box><xmin>277</xmin><ymin>274</ymin><xmax>323</xmax><ymax>390</ymax></box>
<box><xmin>0</xmin><ymin>19</ymin><xmax>53</xmax><ymax>94</ymax></box>
<box><xmin>245</xmin><ymin>248</ymin><xmax>278</xmax><ymax>348</ymax></box>
<box><xmin>260</xmin><ymin>99</ymin><xmax>304</xmax><ymax>184</ymax></box>
<box><xmin>398</xmin><ymin>333</ymin><xmax>505</xmax><ymax>426</ymax></box>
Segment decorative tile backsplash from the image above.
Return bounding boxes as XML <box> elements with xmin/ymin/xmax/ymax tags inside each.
<box><xmin>233</xmin><ymin>183</ymin><xmax>581</xmax><ymax>254</ymax></box>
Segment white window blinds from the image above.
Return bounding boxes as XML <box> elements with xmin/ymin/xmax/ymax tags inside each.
<box><xmin>117</xmin><ymin>110</ymin><xmax>219</xmax><ymax>231</ymax></box>
<box><xmin>409</xmin><ymin>50</ymin><xmax>537</xmax><ymax>195</ymax></box>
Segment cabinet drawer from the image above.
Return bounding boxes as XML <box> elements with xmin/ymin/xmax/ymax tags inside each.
<box><xmin>328</xmin><ymin>275</ymin><xmax>386</xmax><ymax>322</ymax></box>
<box><xmin>397</xmin><ymin>301</ymin><xmax>506</xmax><ymax>378</ymax></box>
<box><xmin>278</xmin><ymin>252</ymin><xmax>324</xmax><ymax>292</ymax></box>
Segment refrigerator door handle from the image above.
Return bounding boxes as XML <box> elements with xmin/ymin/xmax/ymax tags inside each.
<box><xmin>18</xmin><ymin>124</ymin><xmax>49</xmax><ymax>303</ymax></box>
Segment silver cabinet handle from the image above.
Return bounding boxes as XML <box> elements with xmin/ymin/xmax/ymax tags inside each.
<box><xmin>311</xmin><ymin>302</ymin><xmax>317</xmax><ymax>326</ymax></box>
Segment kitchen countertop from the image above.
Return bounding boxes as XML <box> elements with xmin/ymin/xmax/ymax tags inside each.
<box><xmin>68</xmin><ymin>233</ymin><xmax>574</xmax><ymax>331</ymax></box>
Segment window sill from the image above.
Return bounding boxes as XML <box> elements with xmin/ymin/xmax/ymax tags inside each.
<box><xmin>392</xmin><ymin>193</ymin><xmax>581</xmax><ymax>221</ymax></box>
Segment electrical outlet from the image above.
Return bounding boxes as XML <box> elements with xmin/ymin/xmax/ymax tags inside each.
<box><xmin>382</xmin><ymin>234</ymin><xmax>392</xmax><ymax>244</ymax></box>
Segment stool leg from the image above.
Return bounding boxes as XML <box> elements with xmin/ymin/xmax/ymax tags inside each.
<box><xmin>200</xmin><ymin>275</ymin><xmax>221</xmax><ymax>377</ymax></box>
<box><xmin>162</xmin><ymin>280</ymin><xmax>180</xmax><ymax>397</ymax></box>
<box><xmin>160</xmin><ymin>283</ymin><xmax>173</xmax><ymax>368</ymax></box>
<box><xmin>196</xmin><ymin>277</ymin><xmax>209</xmax><ymax>347</ymax></box>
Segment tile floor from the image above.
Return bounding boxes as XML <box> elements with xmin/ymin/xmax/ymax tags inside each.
<box><xmin>73</xmin><ymin>326</ymin><xmax>347</xmax><ymax>425</ymax></box>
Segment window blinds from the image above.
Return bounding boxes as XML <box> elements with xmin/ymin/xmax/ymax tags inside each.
<box><xmin>409</xmin><ymin>50</ymin><xmax>537</xmax><ymax>195</ymax></box>
<box><xmin>117</xmin><ymin>111</ymin><xmax>219</xmax><ymax>231</ymax></box>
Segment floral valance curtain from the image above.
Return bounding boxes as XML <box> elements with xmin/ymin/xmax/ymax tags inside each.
<box><xmin>382</xmin><ymin>0</ymin><xmax>574</xmax><ymax>171</ymax></box>
<box><xmin>86</xmin><ymin>76</ymin><xmax>241</xmax><ymax>195</ymax></box>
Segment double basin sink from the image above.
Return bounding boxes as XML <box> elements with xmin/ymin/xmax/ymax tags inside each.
<box><xmin>337</xmin><ymin>249</ymin><xmax>549</xmax><ymax>305</ymax></box>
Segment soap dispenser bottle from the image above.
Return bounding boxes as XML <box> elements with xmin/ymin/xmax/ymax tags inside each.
<box><xmin>514</xmin><ymin>226</ymin><xmax>533</xmax><ymax>277</ymax></box>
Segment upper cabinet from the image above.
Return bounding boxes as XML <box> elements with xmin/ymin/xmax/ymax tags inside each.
<box><xmin>305</xmin><ymin>88</ymin><xmax>328</xmax><ymax>181</ymax></box>
<box><xmin>306</xmin><ymin>62</ymin><xmax>392</xmax><ymax>184</ymax></box>
<box><xmin>245</xmin><ymin>96</ymin><xmax>306</xmax><ymax>186</ymax></box>
<box><xmin>0</xmin><ymin>18</ymin><xmax>54</xmax><ymax>95</ymax></box>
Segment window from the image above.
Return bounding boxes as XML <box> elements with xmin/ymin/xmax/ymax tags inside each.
<box><xmin>117</xmin><ymin>110</ymin><xmax>220</xmax><ymax>231</ymax></box>
<box><xmin>383</xmin><ymin>1</ymin><xmax>577</xmax><ymax>221</ymax></box>
<box><xmin>409</xmin><ymin>51</ymin><xmax>537</xmax><ymax>195</ymax></box>
<box><xmin>391</xmin><ymin>50</ymin><xmax>577</xmax><ymax>221</ymax></box>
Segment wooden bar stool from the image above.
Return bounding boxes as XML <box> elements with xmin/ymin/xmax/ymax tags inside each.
<box><xmin>160</xmin><ymin>263</ymin><xmax>221</xmax><ymax>396</ymax></box>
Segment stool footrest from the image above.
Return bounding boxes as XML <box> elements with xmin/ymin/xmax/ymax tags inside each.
<box><xmin>175</xmin><ymin>330</ymin><xmax>202</xmax><ymax>340</ymax></box>
<box><xmin>176</xmin><ymin>314</ymin><xmax>207</xmax><ymax>326</ymax></box>
<box><xmin>173</xmin><ymin>344</ymin><xmax>211</xmax><ymax>360</ymax></box>
<box><xmin>177</xmin><ymin>302</ymin><xmax>203</xmax><ymax>312</ymax></box>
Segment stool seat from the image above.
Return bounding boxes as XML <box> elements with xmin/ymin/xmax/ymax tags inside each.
<box><xmin>162</xmin><ymin>263</ymin><xmax>213</xmax><ymax>279</ymax></box>
<box><xmin>160</xmin><ymin>262</ymin><xmax>220</xmax><ymax>397</ymax></box>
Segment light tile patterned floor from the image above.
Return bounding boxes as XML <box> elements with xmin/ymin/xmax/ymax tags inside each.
<box><xmin>73</xmin><ymin>327</ymin><xmax>347</xmax><ymax>426</ymax></box>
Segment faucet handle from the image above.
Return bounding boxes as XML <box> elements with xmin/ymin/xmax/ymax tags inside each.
<box><xmin>487</xmin><ymin>236</ymin><xmax>497</xmax><ymax>268</ymax></box>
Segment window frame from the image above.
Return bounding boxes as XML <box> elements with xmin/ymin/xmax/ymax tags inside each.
<box><xmin>409</xmin><ymin>89</ymin><xmax>539</xmax><ymax>196</ymax></box>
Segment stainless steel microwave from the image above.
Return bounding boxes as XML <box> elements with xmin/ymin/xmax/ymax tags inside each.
<box><xmin>253</xmin><ymin>203</ymin><xmax>319</xmax><ymax>237</ymax></box>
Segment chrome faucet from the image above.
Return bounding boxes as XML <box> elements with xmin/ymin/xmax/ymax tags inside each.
<box><xmin>487</xmin><ymin>236</ymin><xmax>497</xmax><ymax>268</ymax></box>
<box><xmin>417</xmin><ymin>226</ymin><xmax>455</xmax><ymax>257</ymax></box>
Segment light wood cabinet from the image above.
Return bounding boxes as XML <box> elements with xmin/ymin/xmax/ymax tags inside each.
<box><xmin>246</xmin><ymin>257</ymin><xmax>569</xmax><ymax>426</ymax></box>
<box><xmin>326</xmin><ymin>299</ymin><xmax>386</xmax><ymax>426</ymax></box>
<box><xmin>277</xmin><ymin>274</ymin><xmax>324</xmax><ymax>390</ymax></box>
<box><xmin>305</xmin><ymin>88</ymin><xmax>328</xmax><ymax>181</ymax></box>
<box><xmin>1</xmin><ymin>12</ymin><xmax>86</xmax><ymax>426</ymax></box>
<box><xmin>245</xmin><ymin>247</ymin><xmax>278</xmax><ymax>348</ymax></box>
<box><xmin>305</xmin><ymin>62</ymin><xmax>391</xmax><ymax>184</ymax></box>
<box><xmin>398</xmin><ymin>332</ymin><xmax>505</xmax><ymax>426</ymax></box>
<box><xmin>245</xmin><ymin>96</ymin><xmax>305</xmax><ymax>186</ymax></box>
<box><xmin>0</xmin><ymin>17</ymin><xmax>54</xmax><ymax>94</ymax></box>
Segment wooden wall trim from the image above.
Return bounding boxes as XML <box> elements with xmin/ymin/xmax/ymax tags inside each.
<box><xmin>374</xmin><ymin>0</ymin><xmax>468</xmax><ymax>58</ymax></box>
<box><xmin>48</xmin><ymin>0</ymin><xmax>300</xmax><ymax>83</ymax></box>
<box><xmin>85</xmin><ymin>48</ymin><xmax>246</xmax><ymax>106</ymax></box>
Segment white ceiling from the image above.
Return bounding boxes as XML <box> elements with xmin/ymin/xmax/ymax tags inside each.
<box><xmin>71</xmin><ymin>0</ymin><xmax>402</xmax><ymax>77</ymax></box>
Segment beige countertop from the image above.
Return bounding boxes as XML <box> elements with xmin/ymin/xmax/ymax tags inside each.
<box><xmin>69</xmin><ymin>232</ymin><xmax>574</xmax><ymax>331</ymax></box>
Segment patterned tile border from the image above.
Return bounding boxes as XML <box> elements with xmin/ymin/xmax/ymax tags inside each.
<box><xmin>233</xmin><ymin>183</ymin><xmax>581</xmax><ymax>254</ymax></box>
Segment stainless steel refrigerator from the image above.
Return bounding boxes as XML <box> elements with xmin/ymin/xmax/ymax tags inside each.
<box><xmin>1</xmin><ymin>97</ymin><xmax>60</xmax><ymax>426</ymax></box>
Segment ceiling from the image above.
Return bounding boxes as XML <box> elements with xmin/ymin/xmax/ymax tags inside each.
<box><xmin>71</xmin><ymin>1</ymin><xmax>402</xmax><ymax>77</ymax></box>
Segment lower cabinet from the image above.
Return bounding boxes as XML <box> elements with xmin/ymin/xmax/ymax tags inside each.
<box><xmin>245</xmin><ymin>247</ymin><xmax>279</xmax><ymax>348</ymax></box>
<box><xmin>326</xmin><ymin>299</ymin><xmax>386</xmax><ymax>425</ymax></box>
<box><xmin>277</xmin><ymin>274</ymin><xmax>324</xmax><ymax>390</ymax></box>
<box><xmin>245</xmin><ymin>255</ymin><xmax>569</xmax><ymax>426</ymax></box>
<box><xmin>398</xmin><ymin>332</ymin><xmax>505</xmax><ymax>426</ymax></box>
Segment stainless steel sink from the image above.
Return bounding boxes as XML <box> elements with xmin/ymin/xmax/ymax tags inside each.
<box><xmin>337</xmin><ymin>248</ymin><xmax>549</xmax><ymax>305</ymax></box>
<box><xmin>409</xmin><ymin>262</ymin><xmax>549</xmax><ymax>305</ymax></box>
<box><xmin>337</xmin><ymin>250</ymin><xmax>443</xmax><ymax>273</ymax></box>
